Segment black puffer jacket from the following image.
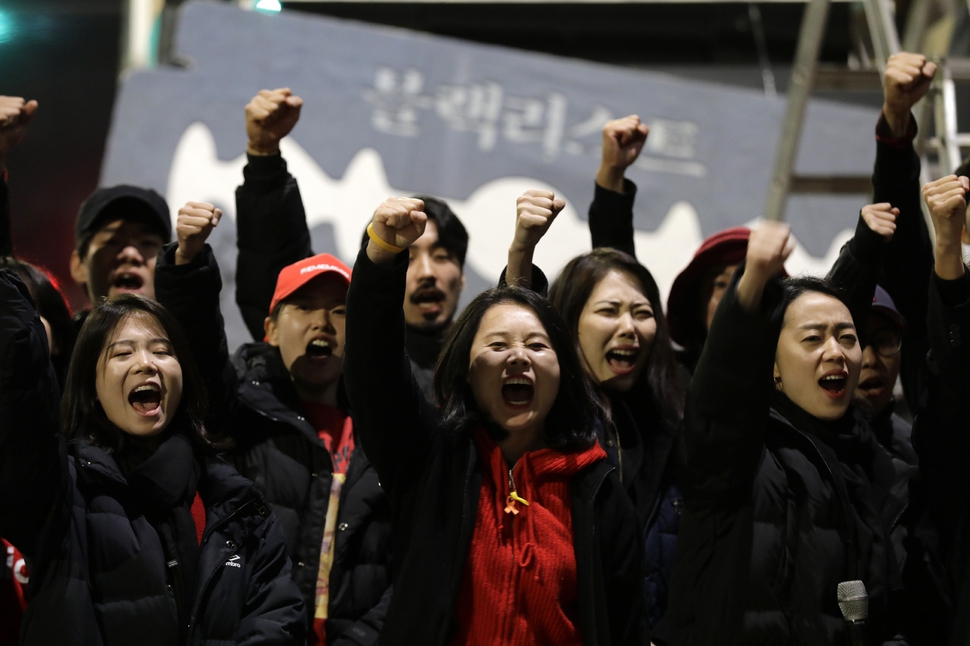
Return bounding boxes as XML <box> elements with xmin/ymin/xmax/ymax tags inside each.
<box><xmin>0</xmin><ymin>270</ymin><xmax>306</xmax><ymax>645</ymax></box>
<box><xmin>666</xmin><ymin>272</ymin><xmax>913</xmax><ymax>645</ymax></box>
<box><xmin>343</xmin><ymin>248</ymin><xmax>646</xmax><ymax>646</ymax></box>
<box><xmin>155</xmin><ymin>245</ymin><xmax>393</xmax><ymax>645</ymax></box>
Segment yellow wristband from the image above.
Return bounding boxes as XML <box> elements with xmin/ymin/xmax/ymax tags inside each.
<box><xmin>367</xmin><ymin>223</ymin><xmax>406</xmax><ymax>254</ymax></box>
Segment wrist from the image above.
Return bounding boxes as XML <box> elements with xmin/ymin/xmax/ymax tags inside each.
<box><xmin>365</xmin><ymin>240</ymin><xmax>399</xmax><ymax>265</ymax></box>
<box><xmin>246</xmin><ymin>140</ymin><xmax>280</xmax><ymax>156</ymax></box>
<box><xmin>881</xmin><ymin>105</ymin><xmax>911</xmax><ymax>138</ymax></box>
<box><xmin>174</xmin><ymin>246</ymin><xmax>196</xmax><ymax>266</ymax></box>
<box><xmin>595</xmin><ymin>166</ymin><xmax>625</xmax><ymax>193</ymax></box>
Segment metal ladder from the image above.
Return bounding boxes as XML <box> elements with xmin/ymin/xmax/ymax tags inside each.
<box><xmin>763</xmin><ymin>0</ymin><xmax>970</xmax><ymax>222</ymax></box>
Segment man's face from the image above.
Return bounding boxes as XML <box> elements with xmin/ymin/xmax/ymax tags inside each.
<box><xmin>70</xmin><ymin>219</ymin><xmax>164</xmax><ymax>302</ymax></box>
<box><xmin>853</xmin><ymin>313</ymin><xmax>903</xmax><ymax>417</ymax></box>
<box><xmin>403</xmin><ymin>220</ymin><xmax>465</xmax><ymax>332</ymax></box>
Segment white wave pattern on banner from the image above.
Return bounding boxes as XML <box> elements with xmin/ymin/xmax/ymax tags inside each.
<box><xmin>167</xmin><ymin>122</ymin><xmax>854</xmax><ymax>303</ymax></box>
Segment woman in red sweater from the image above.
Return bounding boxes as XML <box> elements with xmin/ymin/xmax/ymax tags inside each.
<box><xmin>343</xmin><ymin>197</ymin><xmax>645</xmax><ymax>645</ymax></box>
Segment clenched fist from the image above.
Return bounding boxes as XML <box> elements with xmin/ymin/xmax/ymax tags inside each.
<box><xmin>367</xmin><ymin>198</ymin><xmax>427</xmax><ymax>264</ymax></box>
<box><xmin>737</xmin><ymin>222</ymin><xmax>795</xmax><ymax>311</ymax></box>
<box><xmin>245</xmin><ymin>88</ymin><xmax>303</xmax><ymax>156</ymax></box>
<box><xmin>596</xmin><ymin>115</ymin><xmax>649</xmax><ymax>193</ymax></box>
<box><xmin>511</xmin><ymin>190</ymin><xmax>565</xmax><ymax>253</ymax></box>
<box><xmin>882</xmin><ymin>53</ymin><xmax>937</xmax><ymax>138</ymax></box>
<box><xmin>0</xmin><ymin>96</ymin><xmax>38</xmax><ymax>165</ymax></box>
<box><xmin>921</xmin><ymin>175</ymin><xmax>969</xmax><ymax>279</ymax></box>
<box><xmin>860</xmin><ymin>203</ymin><xmax>899</xmax><ymax>242</ymax></box>
<box><xmin>175</xmin><ymin>201</ymin><xmax>222</xmax><ymax>265</ymax></box>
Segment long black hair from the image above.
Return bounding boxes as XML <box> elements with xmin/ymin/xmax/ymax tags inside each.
<box><xmin>549</xmin><ymin>247</ymin><xmax>685</xmax><ymax>421</ymax></box>
<box><xmin>432</xmin><ymin>285</ymin><xmax>599</xmax><ymax>452</ymax></box>
<box><xmin>61</xmin><ymin>294</ymin><xmax>217</xmax><ymax>453</ymax></box>
<box><xmin>0</xmin><ymin>256</ymin><xmax>75</xmax><ymax>389</ymax></box>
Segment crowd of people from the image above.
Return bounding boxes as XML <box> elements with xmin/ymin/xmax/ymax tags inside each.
<box><xmin>0</xmin><ymin>50</ymin><xmax>968</xmax><ymax>645</ymax></box>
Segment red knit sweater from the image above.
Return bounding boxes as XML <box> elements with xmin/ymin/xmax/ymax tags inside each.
<box><xmin>450</xmin><ymin>427</ymin><xmax>607</xmax><ymax>645</ymax></box>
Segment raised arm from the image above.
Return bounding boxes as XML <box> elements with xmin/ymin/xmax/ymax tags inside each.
<box><xmin>0</xmin><ymin>96</ymin><xmax>38</xmax><ymax>256</ymax></box>
<box><xmin>826</xmin><ymin>202</ymin><xmax>896</xmax><ymax>345</ymax></box>
<box><xmin>154</xmin><ymin>202</ymin><xmax>233</xmax><ymax>436</ymax></box>
<box><xmin>875</xmin><ymin>53</ymin><xmax>936</xmax><ymax>409</ymax></box>
<box><xmin>504</xmin><ymin>189</ymin><xmax>563</xmax><ymax>291</ymax></box>
<box><xmin>343</xmin><ymin>198</ymin><xmax>441</xmax><ymax>498</ymax></box>
<box><xmin>912</xmin><ymin>173</ymin><xmax>970</xmax><ymax>629</ymax></box>
<box><xmin>235</xmin><ymin>89</ymin><xmax>312</xmax><ymax>341</ymax></box>
<box><xmin>681</xmin><ymin>223</ymin><xmax>794</xmax><ymax>507</ymax></box>
<box><xmin>588</xmin><ymin>115</ymin><xmax>648</xmax><ymax>257</ymax></box>
<box><xmin>0</xmin><ymin>269</ymin><xmax>64</xmax><ymax>554</ymax></box>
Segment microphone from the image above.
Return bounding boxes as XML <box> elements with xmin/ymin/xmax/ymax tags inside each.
<box><xmin>837</xmin><ymin>580</ymin><xmax>868</xmax><ymax>646</ymax></box>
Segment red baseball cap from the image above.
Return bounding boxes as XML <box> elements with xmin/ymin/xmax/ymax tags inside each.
<box><xmin>268</xmin><ymin>253</ymin><xmax>352</xmax><ymax>316</ymax></box>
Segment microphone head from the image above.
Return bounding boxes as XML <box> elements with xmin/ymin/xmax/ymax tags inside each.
<box><xmin>837</xmin><ymin>580</ymin><xmax>869</xmax><ymax>621</ymax></box>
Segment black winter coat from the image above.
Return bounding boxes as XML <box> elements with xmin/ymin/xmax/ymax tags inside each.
<box><xmin>155</xmin><ymin>245</ymin><xmax>393</xmax><ymax>645</ymax></box>
<box><xmin>666</xmin><ymin>273</ymin><xmax>913</xmax><ymax>646</ymax></box>
<box><xmin>343</xmin><ymin>248</ymin><xmax>646</xmax><ymax>646</ymax></box>
<box><xmin>0</xmin><ymin>270</ymin><xmax>306</xmax><ymax>645</ymax></box>
<box><xmin>912</xmin><ymin>273</ymin><xmax>970</xmax><ymax>644</ymax></box>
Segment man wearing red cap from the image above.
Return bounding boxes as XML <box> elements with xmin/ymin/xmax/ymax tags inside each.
<box><xmin>235</xmin><ymin>88</ymin><xmax>468</xmax><ymax>397</ymax></box>
<box><xmin>155</xmin><ymin>201</ymin><xmax>392</xmax><ymax>646</ymax></box>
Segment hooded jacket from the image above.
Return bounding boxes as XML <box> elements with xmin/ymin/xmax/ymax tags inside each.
<box><xmin>154</xmin><ymin>244</ymin><xmax>393</xmax><ymax>645</ymax></box>
<box><xmin>0</xmin><ymin>269</ymin><xmax>306</xmax><ymax>645</ymax></box>
<box><xmin>343</xmin><ymin>248</ymin><xmax>646</xmax><ymax>645</ymax></box>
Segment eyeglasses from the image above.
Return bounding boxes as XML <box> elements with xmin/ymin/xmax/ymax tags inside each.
<box><xmin>868</xmin><ymin>330</ymin><xmax>902</xmax><ymax>357</ymax></box>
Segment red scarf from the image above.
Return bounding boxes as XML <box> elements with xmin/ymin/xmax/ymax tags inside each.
<box><xmin>450</xmin><ymin>427</ymin><xmax>606</xmax><ymax>645</ymax></box>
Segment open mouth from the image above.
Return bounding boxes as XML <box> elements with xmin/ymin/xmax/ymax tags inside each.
<box><xmin>605</xmin><ymin>347</ymin><xmax>638</xmax><ymax>375</ymax></box>
<box><xmin>856</xmin><ymin>376</ymin><xmax>885</xmax><ymax>392</ymax></box>
<box><xmin>129</xmin><ymin>383</ymin><xmax>161</xmax><ymax>415</ymax></box>
<box><xmin>305</xmin><ymin>339</ymin><xmax>333</xmax><ymax>360</ymax></box>
<box><xmin>501</xmin><ymin>377</ymin><xmax>534</xmax><ymax>408</ymax></box>
<box><xmin>411</xmin><ymin>288</ymin><xmax>445</xmax><ymax>316</ymax></box>
<box><xmin>113</xmin><ymin>272</ymin><xmax>144</xmax><ymax>292</ymax></box>
<box><xmin>818</xmin><ymin>372</ymin><xmax>848</xmax><ymax>398</ymax></box>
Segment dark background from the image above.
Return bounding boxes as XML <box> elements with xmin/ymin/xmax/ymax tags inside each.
<box><xmin>2</xmin><ymin>0</ymin><xmax>881</xmax><ymax>311</ymax></box>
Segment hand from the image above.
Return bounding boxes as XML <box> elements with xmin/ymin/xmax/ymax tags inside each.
<box><xmin>0</xmin><ymin>96</ymin><xmax>39</xmax><ymax>165</ymax></box>
<box><xmin>860</xmin><ymin>203</ymin><xmax>899</xmax><ymax>242</ymax></box>
<box><xmin>175</xmin><ymin>201</ymin><xmax>222</xmax><ymax>265</ymax></box>
<box><xmin>596</xmin><ymin>115</ymin><xmax>649</xmax><ymax>192</ymax></box>
<box><xmin>737</xmin><ymin>222</ymin><xmax>794</xmax><ymax>311</ymax></box>
<box><xmin>245</xmin><ymin>88</ymin><xmax>303</xmax><ymax>155</ymax></box>
<box><xmin>511</xmin><ymin>190</ymin><xmax>565</xmax><ymax>253</ymax></box>
<box><xmin>882</xmin><ymin>53</ymin><xmax>936</xmax><ymax>137</ymax></box>
<box><xmin>367</xmin><ymin>197</ymin><xmax>427</xmax><ymax>264</ymax></box>
<box><xmin>921</xmin><ymin>175</ymin><xmax>969</xmax><ymax>279</ymax></box>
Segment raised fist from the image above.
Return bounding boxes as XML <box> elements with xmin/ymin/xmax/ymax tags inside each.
<box><xmin>245</xmin><ymin>88</ymin><xmax>303</xmax><ymax>155</ymax></box>
<box><xmin>921</xmin><ymin>175</ymin><xmax>968</xmax><ymax>250</ymax></box>
<box><xmin>511</xmin><ymin>190</ymin><xmax>565</xmax><ymax>253</ymax></box>
<box><xmin>860</xmin><ymin>203</ymin><xmax>899</xmax><ymax>242</ymax></box>
<box><xmin>737</xmin><ymin>222</ymin><xmax>794</xmax><ymax>311</ymax></box>
<box><xmin>882</xmin><ymin>53</ymin><xmax>937</xmax><ymax>137</ymax></box>
<box><xmin>175</xmin><ymin>201</ymin><xmax>222</xmax><ymax>265</ymax></box>
<box><xmin>596</xmin><ymin>115</ymin><xmax>649</xmax><ymax>192</ymax></box>
<box><xmin>0</xmin><ymin>96</ymin><xmax>38</xmax><ymax>161</ymax></box>
<box><xmin>367</xmin><ymin>197</ymin><xmax>427</xmax><ymax>262</ymax></box>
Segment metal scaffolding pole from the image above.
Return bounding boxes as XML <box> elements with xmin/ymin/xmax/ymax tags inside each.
<box><xmin>763</xmin><ymin>0</ymin><xmax>832</xmax><ymax>222</ymax></box>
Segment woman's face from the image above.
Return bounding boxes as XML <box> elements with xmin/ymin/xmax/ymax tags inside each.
<box><xmin>773</xmin><ymin>292</ymin><xmax>861</xmax><ymax>421</ymax></box>
<box><xmin>577</xmin><ymin>269</ymin><xmax>656</xmax><ymax>393</ymax></box>
<box><xmin>96</xmin><ymin>312</ymin><xmax>183</xmax><ymax>438</ymax></box>
<box><xmin>467</xmin><ymin>302</ymin><xmax>560</xmax><ymax>437</ymax></box>
<box><xmin>704</xmin><ymin>263</ymin><xmax>738</xmax><ymax>332</ymax></box>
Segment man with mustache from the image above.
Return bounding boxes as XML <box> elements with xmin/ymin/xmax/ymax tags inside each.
<box><xmin>236</xmin><ymin>88</ymin><xmax>468</xmax><ymax>395</ymax></box>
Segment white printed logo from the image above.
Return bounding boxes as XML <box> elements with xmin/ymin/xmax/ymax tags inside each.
<box><xmin>225</xmin><ymin>554</ymin><xmax>242</xmax><ymax>568</ymax></box>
